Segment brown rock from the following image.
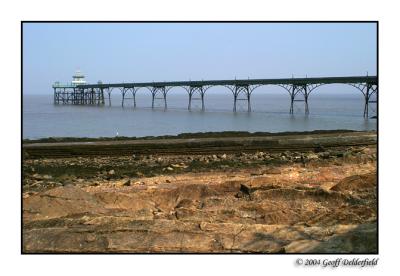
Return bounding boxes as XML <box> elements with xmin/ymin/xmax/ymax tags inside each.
<box><xmin>23</xmin><ymin>149</ymin><xmax>377</xmax><ymax>253</ymax></box>
<box><xmin>330</xmin><ymin>172</ymin><xmax>376</xmax><ymax>192</ymax></box>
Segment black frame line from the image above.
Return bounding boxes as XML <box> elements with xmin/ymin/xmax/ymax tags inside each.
<box><xmin>20</xmin><ymin>20</ymin><xmax>379</xmax><ymax>255</ymax></box>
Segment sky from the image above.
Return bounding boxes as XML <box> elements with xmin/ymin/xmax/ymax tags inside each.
<box><xmin>23</xmin><ymin>22</ymin><xmax>377</xmax><ymax>95</ymax></box>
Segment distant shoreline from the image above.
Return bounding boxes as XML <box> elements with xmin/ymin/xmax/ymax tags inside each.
<box><xmin>23</xmin><ymin>129</ymin><xmax>374</xmax><ymax>144</ymax></box>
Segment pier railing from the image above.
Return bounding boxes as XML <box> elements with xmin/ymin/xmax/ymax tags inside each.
<box><xmin>52</xmin><ymin>83</ymin><xmax>77</xmax><ymax>88</ymax></box>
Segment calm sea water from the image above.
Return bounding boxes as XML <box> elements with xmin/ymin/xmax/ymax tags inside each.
<box><xmin>23</xmin><ymin>91</ymin><xmax>377</xmax><ymax>139</ymax></box>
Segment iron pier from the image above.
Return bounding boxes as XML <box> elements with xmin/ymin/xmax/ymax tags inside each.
<box><xmin>53</xmin><ymin>75</ymin><xmax>378</xmax><ymax>117</ymax></box>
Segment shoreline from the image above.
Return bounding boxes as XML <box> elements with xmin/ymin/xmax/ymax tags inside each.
<box><xmin>23</xmin><ymin>129</ymin><xmax>371</xmax><ymax>144</ymax></box>
<box><xmin>23</xmin><ymin>130</ymin><xmax>376</xmax><ymax>159</ymax></box>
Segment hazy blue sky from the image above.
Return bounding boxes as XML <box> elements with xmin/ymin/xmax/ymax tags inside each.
<box><xmin>23</xmin><ymin>23</ymin><xmax>377</xmax><ymax>95</ymax></box>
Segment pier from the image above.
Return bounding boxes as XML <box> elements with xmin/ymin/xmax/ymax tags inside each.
<box><xmin>53</xmin><ymin>74</ymin><xmax>378</xmax><ymax>117</ymax></box>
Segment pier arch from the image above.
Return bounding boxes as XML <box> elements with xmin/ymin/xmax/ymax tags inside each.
<box><xmin>200</xmin><ymin>85</ymin><xmax>235</xmax><ymax>112</ymax></box>
<box><xmin>105</xmin><ymin>87</ymin><xmax>120</xmax><ymax>107</ymax></box>
<box><xmin>249</xmin><ymin>84</ymin><xmax>293</xmax><ymax>113</ymax></box>
<box><xmin>305</xmin><ymin>83</ymin><xmax>377</xmax><ymax>117</ymax></box>
<box><xmin>131</xmin><ymin>87</ymin><xmax>153</xmax><ymax>108</ymax></box>
<box><xmin>164</xmin><ymin>86</ymin><xmax>190</xmax><ymax>110</ymax></box>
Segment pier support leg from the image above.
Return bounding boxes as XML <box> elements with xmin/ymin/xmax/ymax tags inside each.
<box><xmin>188</xmin><ymin>86</ymin><xmax>205</xmax><ymax>111</ymax></box>
<box><xmin>83</xmin><ymin>89</ymin><xmax>89</xmax><ymax>104</ymax></box>
<box><xmin>164</xmin><ymin>88</ymin><xmax>167</xmax><ymax>109</ymax></box>
<box><xmin>288</xmin><ymin>84</ymin><xmax>309</xmax><ymax>115</ymax></box>
<box><xmin>122</xmin><ymin>88</ymin><xmax>125</xmax><ymax>107</ymax></box>
<box><xmin>133</xmin><ymin>90</ymin><xmax>137</xmax><ymax>108</ymax></box>
<box><xmin>96</xmin><ymin>88</ymin><xmax>101</xmax><ymax>105</ymax></box>
<box><xmin>362</xmin><ymin>83</ymin><xmax>378</xmax><ymax>118</ymax></box>
<box><xmin>303</xmin><ymin>85</ymin><xmax>310</xmax><ymax>115</ymax></box>
<box><xmin>91</xmin><ymin>88</ymin><xmax>95</xmax><ymax>105</ymax></box>
<box><xmin>100</xmin><ymin>88</ymin><xmax>105</xmax><ymax>105</ymax></box>
<box><xmin>151</xmin><ymin>91</ymin><xmax>155</xmax><ymax>108</ymax></box>
<box><xmin>363</xmin><ymin>84</ymin><xmax>371</xmax><ymax>118</ymax></box>
<box><xmin>247</xmin><ymin>92</ymin><xmax>251</xmax><ymax>112</ymax></box>
<box><xmin>233</xmin><ymin>85</ymin><xmax>250</xmax><ymax>112</ymax></box>
<box><xmin>151</xmin><ymin>86</ymin><xmax>167</xmax><ymax>109</ymax></box>
<box><xmin>289</xmin><ymin>85</ymin><xmax>295</xmax><ymax>114</ymax></box>
<box><xmin>201</xmin><ymin>92</ymin><xmax>205</xmax><ymax>111</ymax></box>
<box><xmin>233</xmin><ymin>93</ymin><xmax>237</xmax><ymax>112</ymax></box>
<box><xmin>305</xmin><ymin>98</ymin><xmax>309</xmax><ymax>115</ymax></box>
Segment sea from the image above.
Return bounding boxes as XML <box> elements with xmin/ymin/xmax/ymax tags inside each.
<box><xmin>23</xmin><ymin>90</ymin><xmax>377</xmax><ymax>139</ymax></box>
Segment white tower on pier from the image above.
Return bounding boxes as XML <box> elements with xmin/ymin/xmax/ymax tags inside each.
<box><xmin>71</xmin><ymin>69</ymin><xmax>87</xmax><ymax>86</ymax></box>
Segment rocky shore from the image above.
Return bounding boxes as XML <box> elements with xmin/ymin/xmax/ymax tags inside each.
<box><xmin>22</xmin><ymin>131</ymin><xmax>377</xmax><ymax>253</ymax></box>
